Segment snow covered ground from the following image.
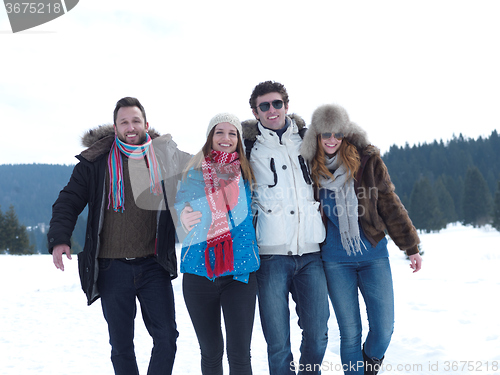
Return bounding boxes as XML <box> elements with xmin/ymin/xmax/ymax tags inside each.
<box><xmin>1</xmin><ymin>223</ymin><xmax>499</xmax><ymax>375</ymax></box>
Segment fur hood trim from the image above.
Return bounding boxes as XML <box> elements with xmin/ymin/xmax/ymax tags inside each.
<box><xmin>79</xmin><ymin>124</ymin><xmax>162</xmax><ymax>162</ymax></box>
<box><xmin>300</xmin><ymin>104</ymin><xmax>370</xmax><ymax>162</ymax></box>
<box><xmin>241</xmin><ymin>114</ymin><xmax>306</xmax><ymax>141</ymax></box>
<box><xmin>81</xmin><ymin>124</ymin><xmax>161</xmax><ymax>147</ymax></box>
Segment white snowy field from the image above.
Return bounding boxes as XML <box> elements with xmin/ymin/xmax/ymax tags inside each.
<box><xmin>1</xmin><ymin>223</ymin><xmax>499</xmax><ymax>375</ymax></box>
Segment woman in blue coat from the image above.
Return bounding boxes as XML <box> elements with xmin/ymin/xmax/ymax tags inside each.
<box><xmin>176</xmin><ymin>113</ymin><xmax>260</xmax><ymax>375</ymax></box>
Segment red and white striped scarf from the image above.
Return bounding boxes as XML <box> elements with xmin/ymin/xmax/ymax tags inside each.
<box><xmin>202</xmin><ymin>150</ymin><xmax>241</xmax><ymax>278</ymax></box>
<box><xmin>107</xmin><ymin>134</ymin><xmax>162</xmax><ymax>212</ymax></box>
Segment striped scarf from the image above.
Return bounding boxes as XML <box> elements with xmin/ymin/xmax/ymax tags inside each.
<box><xmin>107</xmin><ymin>134</ymin><xmax>162</xmax><ymax>212</ymax></box>
<box><xmin>202</xmin><ymin>150</ymin><xmax>241</xmax><ymax>278</ymax></box>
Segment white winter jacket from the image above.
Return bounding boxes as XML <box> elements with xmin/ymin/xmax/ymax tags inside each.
<box><xmin>243</xmin><ymin>116</ymin><xmax>326</xmax><ymax>255</ymax></box>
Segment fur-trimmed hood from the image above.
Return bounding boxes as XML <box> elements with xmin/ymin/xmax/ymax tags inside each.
<box><xmin>241</xmin><ymin>114</ymin><xmax>306</xmax><ymax>141</ymax></box>
<box><xmin>300</xmin><ymin>104</ymin><xmax>370</xmax><ymax>162</ymax></box>
<box><xmin>79</xmin><ymin>124</ymin><xmax>162</xmax><ymax>162</ymax></box>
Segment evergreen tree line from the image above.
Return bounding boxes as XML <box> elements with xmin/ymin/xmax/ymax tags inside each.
<box><xmin>0</xmin><ymin>204</ymin><xmax>34</xmax><ymax>254</ymax></box>
<box><xmin>0</xmin><ymin>163</ymin><xmax>87</xmax><ymax>253</ymax></box>
<box><xmin>0</xmin><ymin>163</ymin><xmax>75</xmax><ymax>225</ymax></box>
<box><xmin>382</xmin><ymin>130</ymin><xmax>500</xmax><ymax>232</ymax></box>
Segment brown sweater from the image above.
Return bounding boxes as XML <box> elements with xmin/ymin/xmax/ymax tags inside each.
<box><xmin>99</xmin><ymin>157</ymin><xmax>161</xmax><ymax>259</ymax></box>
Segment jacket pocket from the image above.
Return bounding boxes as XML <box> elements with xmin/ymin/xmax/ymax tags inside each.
<box><xmin>304</xmin><ymin>200</ymin><xmax>326</xmax><ymax>244</ymax></box>
<box><xmin>252</xmin><ymin>156</ymin><xmax>279</xmax><ymax>188</ymax></box>
<box><xmin>254</xmin><ymin>201</ymin><xmax>286</xmax><ymax>246</ymax></box>
<box><xmin>77</xmin><ymin>251</ymin><xmax>91</xmax><ymax>294</ymax></box>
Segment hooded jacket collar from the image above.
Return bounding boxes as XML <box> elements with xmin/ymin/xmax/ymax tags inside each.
<box><xmin>79</xmin><ymin>124</ymin><xmax>161</xmax><ymax>163</ymax></box>
<box><xmin>241</xmin><ymin>114</ymin><xmax>306</xmax><ymax>141</ymax></box>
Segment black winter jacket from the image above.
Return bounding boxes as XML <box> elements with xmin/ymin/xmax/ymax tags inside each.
<box><xmin>48</xmin><ymin>125</ymin><xmax>191</xmax><ymax>305</ymax></box>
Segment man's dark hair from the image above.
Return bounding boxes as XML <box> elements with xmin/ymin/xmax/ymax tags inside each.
<box><xmin>113</xmin><ymin>97</ymin><xmax>147</xmax><ymax>125</ymax></box>
<box><xmin>249</xmin><ymin>81</ymin><xmax>289</xmax><ymax>110</ymax></box>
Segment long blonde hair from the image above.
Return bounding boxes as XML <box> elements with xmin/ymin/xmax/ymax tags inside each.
<box><xmin>182</xmin><ymin>127</ymin><xmax>256</xmax><ymax>189</ymax></box>
<box><xmin>310</xmin><ymin>135</ymin><xmax>360</xmax><ymax>187</ymax></box>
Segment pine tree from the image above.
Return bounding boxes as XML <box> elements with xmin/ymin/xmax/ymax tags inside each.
<box><xmin>3</xmin><ymin>205</ymin><xmax>17</xmax><ymax>252</ymax></box>
<box><xmin>434</xmin><ymin>177</ymin><xmax>457</xmax><ymax>223</ymax></box>
<box><xmin>11</xmin><ymin>224</ymin><xmax>33</xmax><ymax>255</ymax></box>
<box><xmin>442</xmin><ymin>175</ymin><xmax>464</xmax><ymax>221</ymax></box>
<box><xmin>493</xmin><ymin>180</ymin><xmax>500</xmax><ymax>231</ymax></box>
<box><xmin>3</xmin><ymin>205</ymin><xmax>34</xmax><ymax>255</ymax></box>
<box><xmin>462</xmin><ymin>167</ymin><xmax>493</xmax><ymax>227</ymax></box>
<box><xmin>0</xmin><ymin>205</ymin><xmax>5</xmax><ymax>252</ymax></box>
<box><xmin>409</xmin><ymin>177</ymin><xmax>446</xmax><ymax>233</ymax></box>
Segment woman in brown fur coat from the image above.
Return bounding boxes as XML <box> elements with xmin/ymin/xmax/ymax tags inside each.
<box><xmin>300</xmin><ymin>103</ymin><xmax>422</xmax><ymax>375</ymax></box>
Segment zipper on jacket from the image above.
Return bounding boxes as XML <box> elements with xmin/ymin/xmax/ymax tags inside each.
<box><xmin>286</xmin><ymin>150</ymin><xmax>300</xmax><ymax>254</ymax></box>
<box><xmin>182</xmin><ymin>234</ymin><xmax>195</xmax><ymax>263</ymax></box>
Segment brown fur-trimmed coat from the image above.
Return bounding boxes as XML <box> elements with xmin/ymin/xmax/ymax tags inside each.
<box><xmin>354</xmin><ymin>145</ymin><xmax>420</xmax><ymax>255</ymax></box>
<box><xmin>301</xmin><ymin>103</ymin><xmax>420</xmax><ymax>255</ymax></box>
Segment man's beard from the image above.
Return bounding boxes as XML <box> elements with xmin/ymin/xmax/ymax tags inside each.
<box><xmin>117</xmin><ymin>131</ymin><xmax>147</xmax><ymax>145</ymax></box>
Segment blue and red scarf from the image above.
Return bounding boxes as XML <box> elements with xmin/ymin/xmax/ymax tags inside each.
<box><xmin>107</xmin><ymin>134</ymin><xmax>162</xmax><ymax>212</ymax></box>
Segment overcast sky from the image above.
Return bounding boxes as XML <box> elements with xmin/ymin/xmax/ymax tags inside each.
<box><xmin>1</xmin><ymin>0</ymin><xmax>499</xmax><ymax>165</ymax></box>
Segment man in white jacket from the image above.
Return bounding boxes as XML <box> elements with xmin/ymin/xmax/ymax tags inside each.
<box><xmin>242</xmin><ymin>81</ymin><xmax>329</xmax><ymax>375</ymax></box>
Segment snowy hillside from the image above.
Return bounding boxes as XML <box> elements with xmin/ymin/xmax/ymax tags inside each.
<box><xmin>1</xmin><ymin>223</ymin><xmax>499</xmax><ymax>375</ymax></box>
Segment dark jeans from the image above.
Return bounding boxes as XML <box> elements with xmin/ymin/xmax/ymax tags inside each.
<box><xmin>182</xmin><ymin>272</ymin><xmax>258</xmax><ymax>375</ymax></box>
<box><xmin>97</xmin><ymin>257</ymin><xmax>178</xmax><ymax>375</ymax></box>
<box><xmin>256</xmin><ymin>253</ymin><xmax>329</xmax><ymax>375</ymax></box>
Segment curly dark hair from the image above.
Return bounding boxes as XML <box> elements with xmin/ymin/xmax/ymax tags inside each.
<box><xmin>249</xmin><ymin>81</ymin><xmax>289</xmax><ymax>109</ymax></box>
<box><xmin>113</xmin><ymin>97</ymin><xmax>147</xmax><ymax>125</ymax></box>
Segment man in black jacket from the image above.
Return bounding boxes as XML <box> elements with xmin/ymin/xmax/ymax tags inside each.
<box><xmin>48</xmin><ymin>97</ymin><xmax>191</xmax><ymax>375</ymax></box>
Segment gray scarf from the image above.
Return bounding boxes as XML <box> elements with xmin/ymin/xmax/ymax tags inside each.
<box><xmin>320</xmin><ymin>155</ymin><xmax>364</xmax><ymax>255</ymax></box>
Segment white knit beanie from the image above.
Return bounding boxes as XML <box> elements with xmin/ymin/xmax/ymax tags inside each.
<box><xmin>207</xmin><ymin>113</ymin><xmax>243</xmax><ymax>141</ymax></box>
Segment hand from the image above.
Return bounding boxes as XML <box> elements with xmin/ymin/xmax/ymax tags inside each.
<box><xmin>53</xmin><ymin>244</ymin><xmax>72</xmax><ymax>271</ymax></box>
<box><xmin>409</xmin><ymin>253</ymin><xmax>422</xmax><ymax>273</ymax></box>
<box><xmin>180</xmin><ymin>205</ymin><xmax>202</xmax><ymax>232</ymax></box>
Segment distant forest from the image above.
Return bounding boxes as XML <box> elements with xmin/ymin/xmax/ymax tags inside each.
<box><xmin>382</xmin><ymin>130</ymin><xmax>500</xmax><ymax>232</ymax></box>
<box><xmin>1</xmin><ymin>130</ymin><xmax>500</xmax><ymax>253</ymax></box>
<box><xmin>0</xmin><ymin>164</ymin><xmax>87</xmax><ymax>253</ymax></box>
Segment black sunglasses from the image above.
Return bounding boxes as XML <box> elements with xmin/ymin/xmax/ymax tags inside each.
<box><xmin>257</xmin><ymin>100</ymin><xmax>284</xmax><ymax>112</ymax></box>
<box><xmin>321</xmin><ymin>132</ymin><xmax>344</xmax><ymax>140</ymax></box>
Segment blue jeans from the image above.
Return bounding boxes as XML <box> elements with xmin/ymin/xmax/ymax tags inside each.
<box><xmin>323</xmin><ymin>258</ymin><xmax>394</xmax><ymax>375</ymax></box>
<box><xmin>256</xmin><ymin>253</ymin><xmax>329</xmax><ymax>375</ymax></box>
<box><xmin>97</xmin><ymin>257</ymin><xmax>178</xmax><ymax>375</ymax></box>
<box><xmin>183</xmin><ymin>273</ymin><xmax>257</xmax><ymax>375</ymax></box>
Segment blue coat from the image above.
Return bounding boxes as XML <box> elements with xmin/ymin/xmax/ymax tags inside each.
<box><xmin>175</xmin><ymin>168</ymin><xmax>260</xmax><ymax>283</ymax></box>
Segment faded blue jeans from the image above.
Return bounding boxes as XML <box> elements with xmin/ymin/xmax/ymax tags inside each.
<box><xmin>97</xmin><ymin>257</ymin><xmax>178</xmax><ymax>375</ymax></box>
<box><xmin>256</xmin><ymin>252</ymin><xmax>329</xmax><ymax>375</ymax></box>
<box><xmin>323</xmin><ymin>258</ymin><xmax>394</xmax><ymax>375</ymax></box>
